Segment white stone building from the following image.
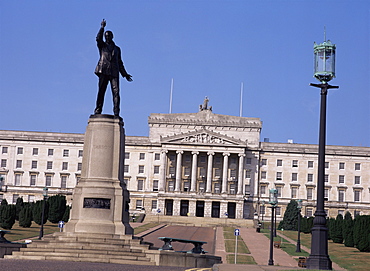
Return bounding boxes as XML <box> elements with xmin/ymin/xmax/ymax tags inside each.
<box><xmin>1</xmin><ymin>106</ymin><xmax>369</xmax><ymax>224</ymax></box>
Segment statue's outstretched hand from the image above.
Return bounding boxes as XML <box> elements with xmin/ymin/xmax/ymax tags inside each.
<box><xmin>126</xmin><ymin>74</ymin><xmax>133</xmax><ymax>82</ymax></box>
<box><xmin>101</xmin><ymin>19</ymin><xmax>106</xmax><ymax>28</ymax></box>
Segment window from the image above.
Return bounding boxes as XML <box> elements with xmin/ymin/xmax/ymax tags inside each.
<box><xmin>184</xmin><ymin>155</ymin><xmax>191</xmax><ymax>163</ymax></box>
<box><xmin>31</xmin><ymin>160</ymin><xmax>37</xmax><ymax>169</ymax></box>
<box><xmin>325</xmin><ymin>162</ymin><xmax>329</xmax><ymax>169</ymax></box>
<box><xmin>0</xmin><ymin>194</ymin><xmax>3</xmax><ymax>201</ymax></box>
<box><xmin>61</xmin><ymin>175</ymin><xmax>67</xmax><ymax>188</ymax></box>
<box><xmin>168</xmin><ymin>180</ymin><xmax>175</xmax><ymax>191</ymax></box>
<box><xmin>200</xmin><ymin>156</ymin><xmax>206</xmax><ymax>163</ymax></box>
<box><xmin>138</xmin><ymin>165</ymin><xmax>144</xmax><ymax>174</ymax></box>
<box><xmin>276</xmin><ymin>207</ymin><xmax>281</xmax><ymax>216</ymax></box>
<box><xmin>153</xmin><ymin>166</ymin><xmax>159</xmax><ymax>175</ymax></box>
<box><xmin>183</xmin><ymin>181</ymin><xmax>190</xmax><ymax>192</ymax></box>
<box><xmin>338</xmin><ymin>190</ymin><xmax>345</xmax><ymax>202</ymax></box>
<box><xmin>276</xmin><ymin>172</ymin><xmax>282</xmax><ymax>181</ymax></box>
<box><xmin>78</xmin><ymin>150</ymin><xmax>83</xmax><ymax>157</ymax></box>
<box><xmin>215</xmin><ymin>156</ymin><xmax>221</xmax><ymax>164</ymax></box>
<box><xmin>169</xmin><ymin>166</ymin><xmax>175</xmax><ymax>175</ymax></box>
<box><xmin>47</xmin><ymin>161</ymin><xmax>53</xmax><ymax>170</ymax></box>
<box><xmin>28</xmin><ymin>195</ymin><xmax>35</xmax><ymax>203</ymax></box>
<box><xmin>151</xmin><ymin>200</ymin><xmax>157</xmax><ymax>210</ymax></box>
<box><xmin>261</xmin><ymin>171</ymin><xmax>266</xmax><ymax>179</ymax></box>
<box><xmin>339</xmin><ymin>175</ymin><xmax>345</xmax><ymax>184</ymax></box>
<box><xmin>14</xmin><ymin>174</ymin><xmax>21</xmax><ymax>186</ymax></box>
<box><xmin>30</xmin><ymin>174</ymin><xmax>36</xmax><ymax>186</ymax></box>
<box><xmin>45</xmin><ymin>175</ymin><xmax>52</xmax><ymax>187</ymax></box>
<box><xmin>214</xmin><ymin>182</ymin><xmax>221</xmax><ymax>193</ymax></box>
<box><xmin>76</xmin><ymin>175</ymin><xmax>81</xmax><ymax>184</ymax></box>
<box><xmin>124</xmin><ymin>165</ymin><xmax>129</xmax><ymax>173</ymax></box>
<box><xmin>308</xmin><ymin>161</ymin><xmax>314</xmax><ymax>168</ymax></box>
<box><xmin>137</xmin><ymin>179</ymin><xmax>144</xmax><ymax>191</ymax></box>
<box><xmin>62</xmin><ymin>162</ymin><xmax>68</xmax><ymax>170</ymax></box>
<box><xmin>215</xmin><ymin>168</ymin><xmax>221</xmax><ymax>178</ymax></box>
<box><xmin>1</xmin><ymin>159</ymin><xmax>6</xmax><ymax>168</ymax></box>
<box><xmin>246</xmin><ymin>158</ymin><xmax>252</xmax><ymax>165</ymax></box>
<box><xmin>277</xmin><ymin>159</ymin><xmax>282</xmax><ymax>166</ymax></box>
<box><xmin>291</xmin><ymin>187</ymin><xmax>298</xmax><ymax>199</ymax></box>
<box><xmin>230</xmin><ymin>169</ymin><xmax>237</xmax><ymax>178</ymax></box>
<box><xmin>260</xmin><ymin>185</ymin><xmax>266</xmax><ymax>195</ymax></box>
<box><xmin>230</xmin><ymin>157</ymin><xmax>237</xmax><ymax>164</ymax></box>
<box><xmin>325</xmin><ymin>174</ymin><xmax>329</xmax><ymax>182</ymax></box>
<box><xmin>338</xmin><ymin>210</ymin><xmax>344</xmax><ymax>216</ymax></box>
<box><xmin>261</xmin><ymin>159</ymin><xmax>267</xmax><ymax>166</ymax></box>
<box><xmin>260</xmin><ymin>205</ymin><xmax>265</xmax><ymax>215</ymax></box>
<box><xmin>354</xmin><ymin>210</ymin><xmax>361</xmax><ymax>217</ymax></box>
<box><xmin>169</xmin><ymin>154</ymin><xmax>176</xmax><ymax>162</ymax></box>
<box><xmin>276</xmin><ymin>186</ymin><xmax>282</xmax><ymax>197</ymax></box>
<box><xmin>12</xmin><ymin>194</ymin><xmax>19</xmax><ymax>204</ymax></box>
<box><xmin>339</xmin><ymin>162</ymin><xmax>345</xmax><ymax>169</ymax></box>
<box><xmin>48</xmin><ymin>149</ymin><xmax>54</xmax><ymax>156</ymax></box>
<box><xmin>354</xmin><ymin>190</ymin><xmax>361</xmax><ymax>202</ymax></box>
<box><xmin>32</xmin><ymin>148</ymin><xmax>39</xmax><ymax>155</ymax></box>
<box><xmin>136</xmin><ymin>199</ymin><xmax>143</xmax><ymax>210</ymax></box>
<box><xmin>245</xmin><ymin>169</ymin><xmax>251</xmax><ymax>179</ymax></box>
<box><xmin>154</xmin><ymin>153</ymin><xmax>160</xmax><ymax>160</ymax></box>
<box><xmin>199</xmin><ymin>167</ymin><xmax>206</xmax><ymax>178</ymax></box>
<box><xmin>16</xmin><ymin>160</ymin><xmax>22</xmax><ymax>168</ymax></box>
<box><xmin>63</xmin><ymin>149</ymin><xmax>69</xmax><ymax>157</ymax></box>
<box><xmin>307</xmin><ymin>188</ymin><xmax>313</xmax><ymax>200</ymax></box>
<box><xmin>2</xmin><ymin>147</ymin><xmax>8</xmax><ymax>154</ymax></box>
<box><xmin>306</xmin><ymin>208</ymin><xmax>313</xmax><ymax>217</ymax></box>
<box><xmin>184</xmin><ymin>167</ymin><xmax>190</xmax><ymax>176</ymax></box>
<box><xmin>153</xmin><ymin>180</ymin><xmax>159</xmax><ymax>191</ymax></box>
<box><xmin>125</xmin><ymin>152</ymin><xmax>130</xmax><ymax>159</ymax></box>
<box><xmin>307</xmin><ymin>174</ymin><xmax>313</xmax><ymax>182</ymax></box>
<box><xmin>355</xmin><ymin>163</ymin><xmax>361</xmax><ymax>171</ymax></box>
<box><xmin>139</xmin><ymin>153</ymin><xmax>145</xmax><ymax>160</ymax></box>
<box><xmin>77</xmin><ymin>163</ymin><xmax>82</xmax><ymax>171</ymax></box>
<box><xmin>292</xmin><ymin>160</ymin><xmax>298</xmax><ymax>167</ymax></box>
<box><xmin>229</xmin><ymin>183</ymin><xmax>236</xmax><ymax>194</ymax></box>
<box><xmin>17</xmin><ymin>147</ymin><xmax>23</xmax><ymax>155</ymax></box>
<box><xmin>355</xmin><ymin>176</ymin><xmax>361</xmax><ymax>185</ymax></box>
<box><xmin>324</xmin><ymin>188</ymin><xmax>329</xmax><ymax>200</ymax></box>
<box><xmin>291</xmin><ymin>173</ymin><xmax>297</xmax><ymax>181</ymax></box>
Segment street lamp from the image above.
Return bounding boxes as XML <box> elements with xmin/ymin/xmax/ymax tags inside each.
<box><xmin>268</xmin><ymin>188</ymin><xmax>278</xmax><ymax>266</ymax></box>
<box><xmin>296</xmin><ymin>199</ymin><xmax>302</xmax><ymax>252</ymax></box>
<box><xmin>306</xmin><ymin>36</ymin><xmax>338</xmax><ymax>270</ymax></box>
<box><xmin>38</xmin><ymin>187</ymin><xmax>48</xmax><ymax>239</ymax></box>
<box><xmin>261</xmin><ymin>200</ymin><xmax>265</xmax><ymax>229</ymax></box>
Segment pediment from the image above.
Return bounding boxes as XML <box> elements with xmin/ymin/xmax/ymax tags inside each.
<box><xmin>160</xmin><ymin>129</ymin><xmax>246</xmax><ymax>146</ymax></box>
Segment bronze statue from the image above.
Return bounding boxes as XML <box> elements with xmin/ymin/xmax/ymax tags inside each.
<box><xmin>94</xmin><ymin>19</ymin><xmax>132</xmax><ymax>116</ymax></box>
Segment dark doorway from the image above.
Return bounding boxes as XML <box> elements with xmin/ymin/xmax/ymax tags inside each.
<box><xmin>180</xmin><ymin>200</ymin><xmax>189</xmax><ymax>216</ymax></box>
<box><xmin>165</xmin><ymin>199</ymin><xmax>173</xmax><ymax>216</ymax></box>
<box><xmin>211</xmin><ymin>201</ymin><xmax>220</xmax><ymax>218</ymax></box>
<box><xmin>227</xmin><ymin>202</ymin><xmax>236</xmax><ymax>219</ymax></box>
<box><xmin>196</xmin><ymin>201</ymin><xmax>205</xmax><ymax>217</ymax></box>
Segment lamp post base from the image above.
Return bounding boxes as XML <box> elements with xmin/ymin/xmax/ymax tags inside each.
<box><xmin>306</xmin><ymin>255</ymin><xmax>332</xmax><ymax>270</ymax></box>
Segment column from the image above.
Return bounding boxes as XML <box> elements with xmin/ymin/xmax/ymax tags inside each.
<box><xmin>221</xmin><ymin>153</ymin><xmax>230</xmax><ymax>193</ymax></box>
<box><xmin>175</xmin><ymin>150</ymin><xmax>183</xmax><ymax>192</ymax></box>
<box><xmin>206</xmin><ymin>152</ymin><xmax>214</xmax><ymax>193</ymax></box>
<box><xmin>159</xmin><ymin>149</ymin><xmax>167</xmax><ymax>192</ymax></box>
<box><xmin>190</xmin><ymin>151</ymin><xmax>198</xmax><ymax>192</ymax></box>
<box><xmin>237</xmin><ymin>154</ymin><xmax>245</xmax><ymax>195</ymax></box>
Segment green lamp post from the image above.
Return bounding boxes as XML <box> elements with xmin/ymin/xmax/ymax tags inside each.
<box><xmin>268</xmin><ymin>188</ymin><xmax>278</xmax><ymax>266</ymax></box>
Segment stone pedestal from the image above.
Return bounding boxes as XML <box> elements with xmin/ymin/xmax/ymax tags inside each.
<box><xmin>65</xmin><ymin>114</ymin><xmax>133</xmax><ymax>236</ymax></box>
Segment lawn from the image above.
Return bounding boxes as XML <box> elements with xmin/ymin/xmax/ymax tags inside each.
<box><xmin>278</xmin><ymin>230</ymin><xmax>370</xmax><ymax>271</ymax></box>
<box><xmin>226</xmin><ymin>254</ymin><xmax>256</xmax><ymax>265</ymax></box>
<box><xmin>133</xmin><ymin>222</ymin><xmax>160</xmax><ymax>235</ymax></box>
<box><xmin>1</xmin><ymin>222</ymin><xmax>60</xmax><ymax>242</ymax></box>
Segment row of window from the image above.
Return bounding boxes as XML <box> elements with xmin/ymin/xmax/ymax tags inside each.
<box><xmin>1</xmin><ymin>159</ymin><xmax>82</xmax><ymax>171</ymax></box>
<box><xmin>261</xmin><ymin>171</ymin><xmax>364</xmax><ymax>185</ymax></box>
<box><xmin>261</xmin><ymin>159</ymin><xmax>362</xmax><ymax>170</ymax></box>
<box><xmin>260</xmin><ymin>185</ymin><xmax>364</xmax><ymax>202</ymax></box>
<box><xmin>4</xmin><ymin>173</ymin><xmax>77</xmax><ymax>189</ymax></box>
<box><xmin>1</xmin><ymin>146</ymin><xmax>83</xmax><ymax>157</ymax></box>
<box><xmin>125</xmin><ymin>152</ymin><xmax>160</xmax><ymax>160</ymax></box>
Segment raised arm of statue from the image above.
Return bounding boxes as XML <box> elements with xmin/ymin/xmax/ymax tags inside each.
<box><xmin>96</xmin><ymin>19</ymin><xmax>106</xmax><ymax>47</ymax></box>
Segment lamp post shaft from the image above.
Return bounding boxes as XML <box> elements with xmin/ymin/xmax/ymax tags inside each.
<box><xmin>268</xmin><ymin>206</ymin><xmax>275</xmax><ymax>265</ymax></box>
<box><xmin>306</xmin><ymin>83</ymin><xmax>337</xmax><ymax>270</ymax></box>
<box><xmin>39</xmin><ymin>197</ymin><xmax>46</xmax><ymax>239</ymax></box>
<box><xmin>296</xmin><ymin>210</ymin><xmax>301</xmax><ymax>252</ymax></box>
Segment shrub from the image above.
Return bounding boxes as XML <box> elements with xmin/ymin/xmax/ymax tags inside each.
<box><xmin>0</xmin><ymin>204</ymin><xmax>16</xmax><ymax>229</ymax></box>
<box><xmin>48</xmin><ymin>195</ymin><xmax>67</xmax><ymax>223</ymax></box>
<box><xmin>19</xmin><ymin>203</ymin><xmax>33</xmax><ymax>228</ymax></box>
<box><xmin>278</xmin><ymin>200</ymin><xmax>299</xmax><ymax>231</ymax></box>
<box><xmin>32</xmin><ymin>200</ymin><xmax>49</xmax><ymax>225</ymax></box>
<box><xmin>354</xmin><ymin>215</ymin><xmax>370</xmax><ymax>252</ymax></box>
<box><xmin>343</xmin><ymin>212</ymin><xmax>354</xmax><ymax>247</ymax></box>
<box><xmin>15</xmin><ymin>197</ymin><xmax>24</xmax><ymax>221</ymax></box>
<box><xmin>331</xmin><ymin>214</ymin><xmax>344</xmax><ymax>243</ymax></box>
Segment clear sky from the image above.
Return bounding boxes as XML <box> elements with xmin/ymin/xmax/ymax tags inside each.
<box><xmin>0</xmin><ymin>0</ymin><xmax>369</xmax><ymax>147</ymax></box>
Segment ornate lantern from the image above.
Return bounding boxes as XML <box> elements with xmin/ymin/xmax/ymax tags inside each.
<box><xmin>313</xmin><ymin>40</ymin><xmax>336</xmax><ymax>83</ymax></box>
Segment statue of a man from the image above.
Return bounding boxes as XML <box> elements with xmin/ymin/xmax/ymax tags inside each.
<box><xmin>94</xmin><ymin>19</ymin><xmax>132</xmax><ymax>116</ymax></box>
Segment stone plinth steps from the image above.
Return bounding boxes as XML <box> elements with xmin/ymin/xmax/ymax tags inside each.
<box><xmin>4</xmin><ymin>232</ymin><xmax>155</xmax><ymax>266</ymax></box>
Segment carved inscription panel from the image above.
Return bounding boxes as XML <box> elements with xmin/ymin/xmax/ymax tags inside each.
<box><xmin>83</xmin><ymin>198</ymin><xmax>111</xmax><ymax>209</ymax></box>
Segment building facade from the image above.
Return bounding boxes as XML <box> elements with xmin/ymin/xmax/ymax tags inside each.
<box><xmin>1</xmin><ymin>106</ymin><xmax>369</xmax><ymax>223</ymax></box>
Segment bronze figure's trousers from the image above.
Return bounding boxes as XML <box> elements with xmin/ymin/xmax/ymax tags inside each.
<box><xmin>95</xmin><ymin>75</ymin><xmax>120</xmax><ymax>116</ymax></box>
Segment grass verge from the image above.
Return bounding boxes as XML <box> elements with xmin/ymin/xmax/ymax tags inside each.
<box><xmin>133</xmin><ymin>222</ymin><xmax>160</xmax><ymax>235</ymax></box>
<box><xmin>226</xmin><ymin>254</ymin><xmax>257</xmax><ymax>265</ymax></box>
<box><xmin>1</xmin><ymin>222</ymin><xmax>59</xmax><ymax>242</ymax></box>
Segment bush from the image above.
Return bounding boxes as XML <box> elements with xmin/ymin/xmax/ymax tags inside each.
<box><xmin>343</xmin><ymin>212</ymin><xmax>354</xmax><ymax>247</ymax></box>
<box><xmin>331</xmin><ymin>214</ymin><xmax>344</xmax><ymax>243</ymax></box>
<box><xmin>19</xmin><ymin>203</ymin><xmax>33</xmax><ymax>228</ymax></box>
<box><xmin>48</xmin><ymin>195</ymin><xmax>67</xmax><ymax>223</ymax></box>
<box><xmin>62</xmin><ymin>205</ymin><xmax>70</xmax><ymax>222</ymax></box>
<box><xmin>32</xmin><ymin>200</ymin><xmax>49</xmax><ymax>225</ymax></box>
<box><xmin>15</xmin><ymin>197</ymin><xmax>24</xmax><ymax>221</ymax></box>
<box><xmin>0</xmin><ymin>204</ymin><xmax>16</xmax><ymax>229</ymax></box>
<box><xmin>354</xmin><ymin>215</ymin><xmax>370</xmax><ymax>252</ymax></box>
<box><xmin>278</xmin><ymin>200</ymin><xmax>299</xmax><ymax>231</ymax></box>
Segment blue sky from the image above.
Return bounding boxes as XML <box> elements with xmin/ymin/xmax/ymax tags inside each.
<box><xmin>0</xmin><ymin>0</ymin><xmax>369</xmax><ymax>147</ymax></box>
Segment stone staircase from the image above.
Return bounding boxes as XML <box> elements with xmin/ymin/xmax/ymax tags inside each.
<box><xmin>4</xmin><ymin>232</ymin><xmax>156</xmax><ymax>266</ymax></box>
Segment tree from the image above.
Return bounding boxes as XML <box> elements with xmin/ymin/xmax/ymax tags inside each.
<box><xmin>331</xmin><ymin>214</ymin><xmax>344</xmax><ymax>243</ymax></box>
<box><xmin>354</xmin><ymin>215</ymin><xmax>370</xmax><ymax>252</ymax></box>
<box><xmin>0</xmin><ymin>204</ymin><xmax>16</xmax><ymax>229</ymax></box>
<box><xmin>19</xmin><ymin>203</ymin><xmax>33</xmax><ymax>228</ymax></box>
<box><xmin>278</xmin><ymin>200</ymin><xmax>299</xmax><ymax>231</ymax></box>
<box><xmin>32</xmin><ymin>199</ymin><xmax>49</xmax><ymax>225</ymax></box>
<box><xmin>62</xmin><ymin>205</ymin><xmax>70</xmax><ymax>222</ymax></box>
<box><xmin>343</xmin><ymin>212</ymin><xmax>354</xmax><ymax>247</ymax></box>
<box><xmin>1</xmin><ymin>199</ymin><xmax>8</xmax><ymax>205</ymax></box>
<box><xmin>15</xmin><ymin>197</ymin><xmax>24</xmax><ymax>221</ymax></box>
<box><xmin>328</xmin><ymin>217</ymin><xmax>335</xmax><ymax>240</ymax></box>
<box><xmin>48</xmin><ymin>195</ymin><xmax>67</xmax><ymax>223</ymax></box>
